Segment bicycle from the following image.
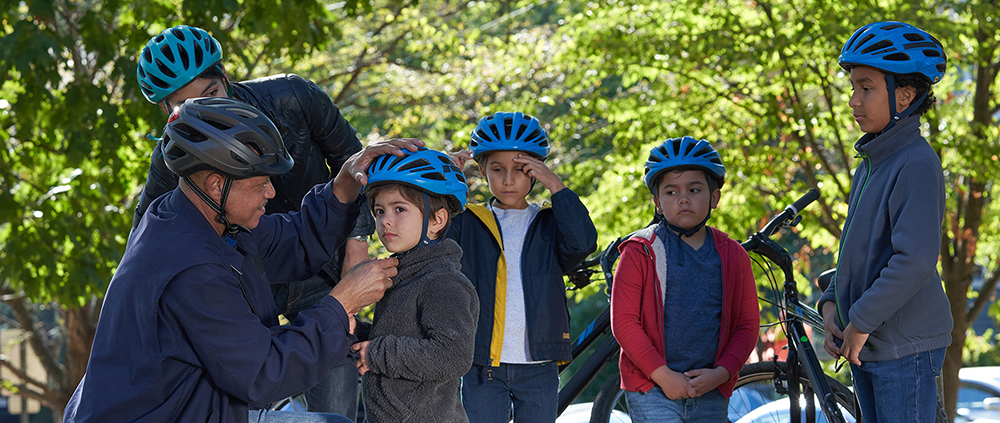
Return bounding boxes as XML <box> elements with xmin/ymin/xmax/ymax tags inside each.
<box><xmin>581</xmin><ymin>189</ymin><xmax>860</xmax><ymax>423</ymax></box>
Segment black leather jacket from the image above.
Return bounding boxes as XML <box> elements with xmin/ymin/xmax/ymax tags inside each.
<box><xmin>132</xmin><ymin>74</ymin><xmax>373</xmax><ymax>270</ymax></box>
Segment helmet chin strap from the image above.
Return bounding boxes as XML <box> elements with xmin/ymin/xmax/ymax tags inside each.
<box><xmin>183</xmin><ymin>175</ymin><xmax>250</xmax><ymax>238</ymax></box>
<box><xmin>881</xmin><ymin>73</ymin><xmax>929</xmax><ymax>134</ymax></box>
<box><xmin>663</xmin><ymin>210</ymin><xmax>711</xmax><ymax>238</ymax></box>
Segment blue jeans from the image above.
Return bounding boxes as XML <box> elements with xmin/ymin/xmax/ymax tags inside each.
<box><xmin>850</xmin><ymin>347</ymin><xmax>945</xmax><ymax>423</ymax></box>
<box><xmin>249</xmin><ymin>409</ymin><xmax>352</xmax><ymax>423</ymax></box>
<box><xmin>462</xmin><ymin>362</ymin><xmax>559</xmax><ymax>423</ymax></box>
<box><xmin>273</xmin><ymin>273</ymin><xmax>359</xmax><ymax>418</ymax></box>
<box><xmin>624</xmin><ymin>387</ymin><xmax>728</xmax><ymax>423</ymax></box>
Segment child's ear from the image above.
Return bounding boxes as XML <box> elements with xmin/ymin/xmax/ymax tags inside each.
<box><xmin>652</xmin><ymin>195</ymin><xmax>662</xmax><ymax>215</ymax></box>
<box><xmin>710</xmin><ymin>188</ymin><xmax>721</xmax><ymax>209</ymax></box>
<box><xmin>427</xmin><ymin>208</ymin><xmax>449</xmax><ymax>239</ymax></box>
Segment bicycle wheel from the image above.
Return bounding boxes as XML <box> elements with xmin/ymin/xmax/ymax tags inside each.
<box><xmin>730</xmin><ymin>361</ymin><xmax>860</xmax><ymax>423</ymax></box>
<box><xmin>589</xmin><ymin>372</ymin><xmax>630</xmax><ymax>423</ymax></box>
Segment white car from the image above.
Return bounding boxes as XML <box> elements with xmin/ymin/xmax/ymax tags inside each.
<box><xmin>957</xmin><ymin>366</ymin><xmax>1000</xmax><ymax>422</ymax></box>
<box><xmin>555</xmin><ymin>403</ymin><xmax>631</xmax><ymax>423</ymax></box>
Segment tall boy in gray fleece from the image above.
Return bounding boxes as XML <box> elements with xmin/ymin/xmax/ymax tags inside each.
<box><xmin>353</xmin><ymin>147</ymin><xmax>478</xmax><ymax>423</ymax></box>
<box><xmin>819</xmin><ymin>21</ymin><xmax>952</xmax><ymax>423</ymax></box>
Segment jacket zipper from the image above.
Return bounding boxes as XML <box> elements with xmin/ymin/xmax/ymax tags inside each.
<box><xmin>231</xmin><ymin>265</ymin><xmax>260</xmax><ymax>319</ymax></box>
<box><xmin>834</xmin><ymin>152</ymin><xmax>871</xmax><ymax>328</ymax></box>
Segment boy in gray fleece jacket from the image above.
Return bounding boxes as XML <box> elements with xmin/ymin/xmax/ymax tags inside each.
<box><xmin>818</xmin><ymin>21</ymin><xmax>952</xmax><ymax>423</ymax></box>
<box><xmin>354</xmin><ymin>147</ymin><xmax>478</xmax><ymax>423</ymax></box>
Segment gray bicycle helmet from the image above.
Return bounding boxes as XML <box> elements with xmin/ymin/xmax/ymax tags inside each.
<box><xmin>163</xmin><ymin>97</ymin><xmax>293</xmax><ymax>179</ymax></box>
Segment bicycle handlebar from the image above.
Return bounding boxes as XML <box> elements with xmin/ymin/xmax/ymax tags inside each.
<box><xmin>758</xmin><ymin>188</ymin><xmax>820</xmax><ymax>238</ymax></box>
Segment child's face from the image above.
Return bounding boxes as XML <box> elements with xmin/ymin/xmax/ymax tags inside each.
<box><xmin>848</xmin><ymin>65</ymin><xmax>892</xmax><ymax>134</ymax></box>
<box><xmin>652</xmin><ymin>170</ymin><xmax>720</xmax><ymax>232</ymax></box>
<box><xmin>372</xmin><ymin>188</ymin><xmax>426</xmax><ymax>253</ymax></box>
<box><xmin>480</xmin><ymin>150</ymin><xmax>532</xmax><ymax>210</ymax></box>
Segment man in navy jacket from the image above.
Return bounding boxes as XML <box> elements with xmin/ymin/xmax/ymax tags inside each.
<box><xmin>63</xmin><ymin>98</ymin><xmax>418</xmax><ymax>423</ymax></box>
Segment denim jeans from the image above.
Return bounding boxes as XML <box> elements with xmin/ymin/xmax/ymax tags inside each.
<box><xmin>462</xmin><ymin>362</ymin><xmax>559</xmax><ymax>423</ymax></box>
<box><xmin>850</xmin><ymin>347</ymin><xmax>945</xmax><ymax>423</ymax></box>
<box><xmin>249</xmin><ymin>409</ymin><xmax>352</xmax><ymax>423</ymax></box>
<box><xmin>624</xmin><ymin>386</ymin><xmax>728</xmax><ymax>423</ymax></box>
<box><xmin>273</xmin><ymin>273</ymin><xmax>359</xmax><ymax>418</ymax></box>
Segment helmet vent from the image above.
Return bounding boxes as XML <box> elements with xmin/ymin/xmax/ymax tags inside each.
<box><xmin>143</xmin><ymin>48</ymin><xmax>153</xmax><ymax>64</ymax></box>
<box><xmin>159</xmin><ymin>45</ymin><xmax>176</xmax><ymax>63</ymax></box>
<box><xmin>178</xmin><ymin>45</ymin><xmax>190</xmax><ymax>70</ymax></box>
<box><xmin>150</xmin><ymin>74</ymin><xmax>170</xmax><ymax>89</ymax></box>
<box><xmin>903</xmin><ymin>33</ymin><xmax>926</xmax><ymax>42</ymax></box>
<box><xmin>503</xmin><ymin>118</ymin><xmax>514</xmax><ymax>139</ymax></box>
<box><xmin>194</xmin><ymin>44</ymin><xmax>204</xmax><ymax>68</ymax></box>
<box><xmin>515</xmin><ymin>123</ymin><xmax>527</xmax><ymax>140</ymax></box>
<box><xmin>853</xmin><ymin>34</ymin><xmax>877</xmax><ymax>51</ymax></box>
<box><xmin>682</xmin><ymin>142</ymin><xmax>697</xmax><ymax>156</ymax></box>
<box><xmin>203</xmin><ymin>116</ymin><xmax>234</xmax><ymax>131</ymax></box>
<box><xmin>884</xmin><ymin>53</ymin><xmax>910</xmax><ymax>61</ymax></box>
<box><xmin>399</xmin><ymin>158</ymin><xmax>432</xmax><ymax>172</ymax></box>
<box><xmin>423</xmin><ymin>172</ymin><xmax>446</xmax><ymax>181</ymax></box>
<box><xmin>156</xmin><ymin>59</ymin><xmax>177</xmax><ymax>79</ymax></box>
<box><xmin>861</xmin><ymin>40</ymin><xmax>893</xmax><ymax>54</ymax></box>
<box><xmin>192</xmin><ymin>30</ymin><xmax>202</xmax><ymax>40</ymax></box>
<box><xmin>174</xmin><ymin>30</ymin><xmax>186</xmax><ymax>42</ymax></box>
<box><xmin>174</xmin><ymin>123</ymin><xmax>207</xmax><ymax>142</ymax></box>
<box><xmin>923</xmin><ymin>49</ymin><xmax>942</xmax><ymax>57</ymax></box>
<box><xmin>231</xmin><ymin>150</ymin><xmax>249</xmax><ymax>165</ymax></box>
<box><xmin>155</xmin><ymin>34</ymin><xmax>165</xmax><ymax>43</ymax></box>
<box><xmin>881</xmin><ymin>24</ymin><xmax>905</xmax><ymax>31</ymax></box>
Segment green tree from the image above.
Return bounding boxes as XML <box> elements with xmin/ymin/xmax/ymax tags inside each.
<box><xmin>0</xmin><ymin>0</ymin><xmax>342</xmax><ymax>418</ymax></box>
<box><xmin>553</xmin><ymin>0</ymin><xmax>1000</xmax><ymax>420</ymax></box>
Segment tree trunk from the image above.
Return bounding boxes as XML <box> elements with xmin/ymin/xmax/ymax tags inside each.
<box><xmin>53</xmin><ymin>299</ymin><xmax>101</xmax><ymax>423</ymax></box>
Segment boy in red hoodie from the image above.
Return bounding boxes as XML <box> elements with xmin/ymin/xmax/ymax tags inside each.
<box><xmin>610</xmin><ymin>137</ymin><xmax>759</xmax><ymax>422</ymax></box>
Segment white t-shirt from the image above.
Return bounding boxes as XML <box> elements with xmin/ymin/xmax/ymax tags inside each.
<box><xmin>491</xmin><ymin>203</ymin><xmax>543</xmax><ymax>364</ymax></box>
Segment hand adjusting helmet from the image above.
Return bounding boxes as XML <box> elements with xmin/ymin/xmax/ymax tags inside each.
<box><xmin>470</xmin><ymin>112</ymin><xmax>550</xmax><ymax>161</ymax></box>
<box><xmin>366</xmin><ymin>147</ymin><xmax>468</xmax><ymax>249</ymax></box>
<box><xmin>163</xmin><ymin>97</ymin><xmax>293</xmax><ymax>236</ymax></box>
<box><xmin>138</xmin><ymin>25</ymin><xmax>224</xmax><ymax>104</ymax></box>
<box><xmin>643</xmin><ymin>136</ymin><xmax>726</xmax><ymax>237</ymax></box>
<box><xmin>839</xmin><ymin>21</ymin><xmax>946</xmax><ymax>132</ymax></box>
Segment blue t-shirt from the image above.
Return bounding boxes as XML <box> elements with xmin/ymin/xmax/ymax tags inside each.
<box><xmin>658</xmin><ymin>224</ymin><xmax>723</xmax><ymax>377</ymax></box>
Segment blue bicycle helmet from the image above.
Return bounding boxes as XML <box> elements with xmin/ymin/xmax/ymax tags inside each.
<box><xmin>643</xmin><ymin>137</ymin><xmax>726</xmax><ymax>194</ymax></box>
<box><xmin>470</xmin><ymin>112</ymin><xmax>550</xmax><ymax>160</ymax></box>
<box><xmin>366</xmin><ymin>147</ymin><xmax>468</xmax><ymax>213</ymax></box>
<box><xmin>839</xmin><ymin>21</ymin><xmax>946</xmax><ymax>84</ymax></box>
<box><xmin>138</xmin><ymin>25</ymin><xmax>224</xmax><ymax>103</ymax></box>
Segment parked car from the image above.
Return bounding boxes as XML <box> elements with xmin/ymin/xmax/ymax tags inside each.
<box><xmin>957</xmin><ymin>366</ymin><xmax>1000</xmax><ymax>422</ymax></box>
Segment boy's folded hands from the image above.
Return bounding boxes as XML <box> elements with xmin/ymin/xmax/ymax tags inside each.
<box><xmin>684</xmin><ymin>366</ymin><xmax>731</xmax><ymax>397</ymax></box>
<box><xmin>650</xmin><ymin>365</ymin><xmax>696</xmax><ymax>400</ymax></box>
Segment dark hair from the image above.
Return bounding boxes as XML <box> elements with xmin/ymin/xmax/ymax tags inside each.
<box><xmin>652</xmin><ymin>167</ymin><xmax>719</xmax><ymax>194</ymax></box>
<box><xmin>894</xmin><ymin>73</ymin><xmax>936</xmax><ymax>116</ymax></box>
<box><xmin>367</xmin><ymin>183</ymin><xmax>456</xmax><ymax>239</ymax></box>
<box><xmin>198</xmin><ymin>63</ymin><xmax>227</xmax><ymax>82</ymax></box>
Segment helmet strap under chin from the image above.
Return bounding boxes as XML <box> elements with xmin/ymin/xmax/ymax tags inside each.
<box><xmin>184</xmin><ymin>175</ymin><xmax>249</xmax><ymax>238</ymax></box>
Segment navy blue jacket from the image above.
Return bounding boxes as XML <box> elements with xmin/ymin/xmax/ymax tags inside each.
<box><xmin>64</xmin><ymin>181</ymin><xmax>360</xmax><ymax>423</ymax></box>
<box><xmin>446</xmin><ymin>189</ymin><xmax>597</xmax><ymax>366</ymax></box>
<box><xmin>132</xmin><ymin>74</ymin><xmax>372</xmax><ymax>280</ymax></box>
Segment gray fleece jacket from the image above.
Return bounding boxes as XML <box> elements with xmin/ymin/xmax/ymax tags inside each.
<box><xmin>818</xmin><ymin>117</ymin><xmax>952</xmax><ymax>362</ymax></box>
<box><xmin>362</xmin><ymin>239</ymin><xmax>479</xmax><ymax>423</ymax></box>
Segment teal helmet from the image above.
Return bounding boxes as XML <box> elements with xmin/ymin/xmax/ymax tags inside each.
<box><xmin>138</xmin><ymin>25</ymin><xmax>223</xmax><ymax>103</ymax></box>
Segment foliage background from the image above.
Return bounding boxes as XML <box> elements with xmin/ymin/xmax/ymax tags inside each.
<box><xmin>0</xmin><ymin>0</ymin><xmax>998</xmax><ymax>421</ymax></box>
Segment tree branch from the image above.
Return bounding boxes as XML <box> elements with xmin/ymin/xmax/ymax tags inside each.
<box><xmin>968</xmin><ymin>258</ymin><xmax>1000</xmax><ymax>325</ymax></box>
<box><xmin>0</xmin><ymin>288</ymin><xmax>65</xmax><ymax>384</ymax></box>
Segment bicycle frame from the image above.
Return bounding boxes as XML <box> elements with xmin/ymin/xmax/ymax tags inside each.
<box><xmin>556</xmin><ymin>237</ymin><xmax>627</xmax><ymax>415</ymax></box>
<box><xmin>741</xmin><ymin>188</ymin><xmax>848</xmax><ymax>423</ymax></box>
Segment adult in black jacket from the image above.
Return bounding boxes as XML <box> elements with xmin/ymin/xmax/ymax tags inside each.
<box><xmin>134</xmin><ymin>25</ymin><xmax>369</xmax><ymax>419</ymax></box>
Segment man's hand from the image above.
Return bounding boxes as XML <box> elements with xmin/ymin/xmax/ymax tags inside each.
<box><xmin>822</xmin><ymin>301</ymin><xmax>844</xmax><ymax>359</ymax></box>
<box><xmin>330</xmin><ymin>257</ymin><xmax>397</xmax><ymax>314</ymax></box>
<box><xmin>333</xmin><ymin>138</ymin><xmax>424</xmax><ymax>203</ymax></box>
<box><xmin>341</xmin><ymin>239</ymin><xmax>369</xmax><ymax>279</ymax></box>
<box><xmin>448</xmin><ymin>150</ymin><xmax>473</xmax><ymax>169</ymax></box>
<box><xmin>685</xmin><ymin>366</ymin><xmax>730</xmax><ymax>397</ymax></box>
<box><xmin>840</xmin><ymin>323</ymin><xmax>869</xmax><ymax>366</ymax></box>
<box><xmin>353</xmin><ymin>341</ymin><xmax>371</xmax><ymax>375</ymax></box>
<box><xmin>650</xmin><ymin>365</ymin><xmax>695</xmax><ymax>400</ymax></box>
<box><xmin>512</xmin><ymin>154</ymin><xmax>565</xmax><ymax>194</ymax></box>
